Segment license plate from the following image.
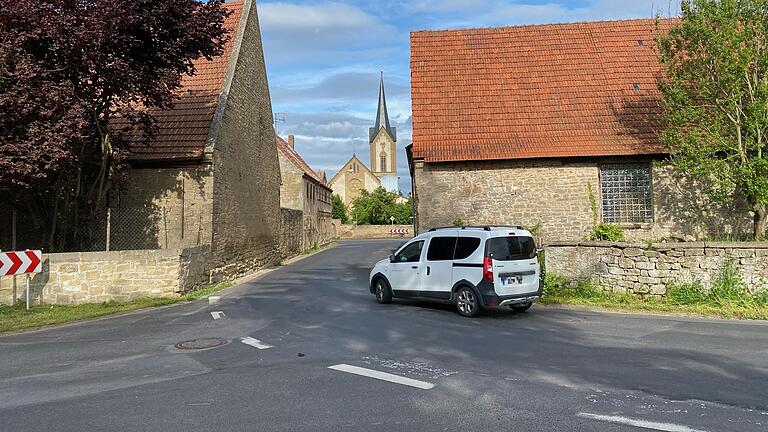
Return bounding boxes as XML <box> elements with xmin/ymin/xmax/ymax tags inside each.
<box><xmin>505</xmin><ymin>276</ymin><xmax>522</xmax><ymax>285</ymax></box>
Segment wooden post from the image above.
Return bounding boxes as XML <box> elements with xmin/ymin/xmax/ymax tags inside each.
<box><xmin>105</xmin><ymin>208</ymin><xmax>111</xmax><ymax>252</ymax></box>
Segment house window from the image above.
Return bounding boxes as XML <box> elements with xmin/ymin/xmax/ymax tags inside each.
<box><xmin>600</xmin><ymin>164</ymin><xmax>653</xmax><ymax>223</ymax></box>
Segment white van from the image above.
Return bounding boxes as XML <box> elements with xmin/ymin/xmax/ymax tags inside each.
<box><xmin>369</xmin><ymin>226</ymin><xmax>542</xmax><ymax>317</ymax></box>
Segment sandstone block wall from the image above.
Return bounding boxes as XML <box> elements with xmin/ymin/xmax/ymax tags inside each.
<box><xmin>413</xmin><ymin>159</ymin><xmax>752</xmax><ymax>243</ymax></box>
<box><xmin>0</xmin><ymin>249</ymin><xmax>184</xmax><ymax>305</ymax></box>
<box><xmin>279</xmin><ymin>208</ymin><xmax>303</xmax><ymax>259</ymax></box>
<box><xmin>116</xmin><ymin>165</ymin><xmax>214</xmax><ymax>250</ymax></box>
<box><xmin>338</xmin><ymin>225</ymin><xmax>415</xmax><ymax>240</ymax></box>
<box><xmin>546</xmin><ymin>242</ymin><xmax>768</xmax><ymax>296</ymax></box>
<box><xmin>209</xmin><ymin>0</ymin><xmax>280</xmax><ymax>281</ymax></box>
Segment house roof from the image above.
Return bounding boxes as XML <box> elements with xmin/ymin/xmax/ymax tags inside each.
<box><xmin>410</xmin><ymin>18</ymin><xmax>674</xmax><ymax>163</ymax></box>
<box><xmin>276</xmin><ymin>135</ymin><xmax>332</xmax><ymax>190</ymax></box>
<box><xmin>123</xmin><ymin>1</ymin><xmax>244</xmax><ymax>161</ymax></box>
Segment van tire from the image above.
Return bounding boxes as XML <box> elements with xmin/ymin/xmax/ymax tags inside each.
<box><xmin>510</xmin><ymin>302</ymin><xmax>532</xmax><ymax>313</ymax></box>
<box><xmin>374</xmin><ymin>278</ymin><xmax>392</xmax><ymax>304</ymax></box>
<box><xmin>455</xmin><ymin>287</ymin><xmax>480</xmax><ymax>317</ymax></box>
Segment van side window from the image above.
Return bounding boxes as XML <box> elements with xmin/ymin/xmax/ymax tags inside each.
<box><xmin>427</xmin><ymin>237</ymin><xmax>457</xmax><ymax>261</ymax></box>
<box><xmin>454</xmin><ymin>237</ymin><xmax>481</xmax><ymax>260</ymax></box>
<box><xmin>395</xmin><ymin>241</ymin><xmax>424</xmax><ymax>263</ymax></box>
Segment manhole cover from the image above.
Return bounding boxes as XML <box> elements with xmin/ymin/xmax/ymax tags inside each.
<box><xmin>174</xmin><ymin>338</ymin><xmax>229</xmax><ymax>350</ymax></box>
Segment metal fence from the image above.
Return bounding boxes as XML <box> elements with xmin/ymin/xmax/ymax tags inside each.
<box><xmin>0</xmin><ymin>206</ymin><xmax>204</xmax><ymax>253</ymax></box>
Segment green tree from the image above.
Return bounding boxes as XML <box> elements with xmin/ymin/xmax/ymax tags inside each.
<box><xmin>350</xmin><ymin>187</ymin><xmax>413</xmax><ymax>225</ymax></box>
<box><xmin>657</xmin><ymin>0</ymin><xmax>768</xmax><ymax>240</ymax></box>
<box><xmin>331</xmin><ymin>194</ymin><xmax>349</xmax><ymax>224</ymax></box>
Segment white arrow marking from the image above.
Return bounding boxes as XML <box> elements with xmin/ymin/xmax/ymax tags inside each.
<box><xmin>240</xmin><ymin>337</ymin><xmax>273</xmax><ymax>350</ymax></box>
<box><xmin>18</xmin><ymin>251</ymin><xmax>31</xmax><ymax>274</ymax></box>
<box><xmin>577</xmin><ymin>413</ymin><xmax>709</xmax><ymax>432</ymax></box>
<box><xmin>328</xmin><ymin>364</ymin><xmax>435</xmax><ymax>390</ymax></box>
<box><xmin>0</xmin><ymin>253</ymin><xmax>11</xmax><ymax>276</ymax></box>
<box><xmin>210</xmin><ymin>311</ymin><xmax>225</xmax><ymax>320</ymax></box>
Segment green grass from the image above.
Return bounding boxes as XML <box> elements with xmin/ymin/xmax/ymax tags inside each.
<box><xmin>0</xmin><ymin>281</ymin><xmax>234</xmax><ymax>334</ymax></box>
<box><xmin>541</xmin><ymin>266</ymin><xmax>768</xmax><ymax>320</ymax></box>
<box><xmin>303</xmin><ymin>241</ymin><xmax>336</xmax><ymax>255</ymax></box>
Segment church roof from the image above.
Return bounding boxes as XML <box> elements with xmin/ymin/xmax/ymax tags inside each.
<box><xmin>328</xmin><ymin>154</ymin><xmax>380</xmax><ymax>186</ymax></box>
<box><xmin>411</xmin><ymin>18</ymin><xmax>674</xmax><ymax>163</ymax></box>
<box><xmin>369</xmin><ymin>73</ymin><xmax>397</xmax><ymax>142</ymax></box>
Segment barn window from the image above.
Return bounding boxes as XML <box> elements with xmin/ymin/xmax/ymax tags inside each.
<box><xmin>600</xmin><ymin>164</ymin><xmax>653</xmax><ymax>223</ymax></box>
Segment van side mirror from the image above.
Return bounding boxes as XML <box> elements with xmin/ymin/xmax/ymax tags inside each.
<box><xmin>389</xmin><ymin>254</ymin><xmax>396</xmax><ymax>263</ymax></box>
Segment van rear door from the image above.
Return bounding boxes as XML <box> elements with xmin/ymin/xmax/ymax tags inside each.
<box><xmin>487</xmin><ymin>236</ymin><xmax>540</xmax><ymax>296</ymax></box>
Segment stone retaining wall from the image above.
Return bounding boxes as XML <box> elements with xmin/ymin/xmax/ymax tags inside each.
<box><xmin>545</xmin><ymin>242</ymin><xmax>768</xmax><ymax>296</ymax></box>
<box><xmin>280</xmin><ymin>208</ymin><xmax>303</xmax><ymax>259</ymax></box>
<box><xmin>0</xmin><ymin>249</ymin><xmax>185</xmax><ymax>305</ymax></box>
<box><xmin>338</xmin><ymin>224</ymin><xmax>415</xmax><ymax>240</ymax></box>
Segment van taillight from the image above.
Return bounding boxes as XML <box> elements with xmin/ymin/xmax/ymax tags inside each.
<box><xmin>483</xmin><ymin>256</ymin><xmax>494</xmax><ymax>282</ymax></box>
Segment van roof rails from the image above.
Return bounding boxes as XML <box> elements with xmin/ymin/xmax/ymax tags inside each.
<box><xmin>428</xmin><ymin>225</ymin><xmax>526</xmax><ymax>232</ymax></box>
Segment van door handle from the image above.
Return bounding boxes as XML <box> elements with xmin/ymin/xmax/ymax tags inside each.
<box><xmin>427</xmin><ymin>266</ymin><xmax>431</xmax><ymax>275</ymax></box>
<box><xmin>411</xmin><ymin>266</ymin><xmax>419</xmax><ymax>269</ymax></box>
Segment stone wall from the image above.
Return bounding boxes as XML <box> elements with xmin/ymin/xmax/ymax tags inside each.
<box><xmin>116</xmin><ymin>164</ymin><xmax>214</xmax><ymax>249</ymax></box>
<box><xmin>209</xmin><ymin>0</ymin><xmax>281</xmax><ymax>280</ymax></box>
<box><xmin>338</xmin><ymin>225</ymin><xmax>415</xmax><ymax>240</ymax></box>
<box><xmin>413</xmin><ymin>158</ymin><xmax>752</xmax><ymax>242</ymax></box>
<box><xmin>279</xmin><ymin>208</ymin><xmax>303</xmax><ymax>259</ymax></box>
<box><xmin>0</xmin><ymin>249</ymin><xmax>184</xmax><ymax>305</ymax></box>
<box><xmin>278</xmin><ymin>150</ymin><xmax>304</xmax><ymax>211</ymax></box>
<box><xmin>545</xmin><ymin>242</ymin><xmax>768</xmax><ymax>296</ymax></box>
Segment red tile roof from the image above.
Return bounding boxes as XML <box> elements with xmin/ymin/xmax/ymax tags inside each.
<box><xmin>124</xmin><ymin>1</ymin><xmax>244</xmax><ymax>161</ymax></box>
<box><xmin>410</xmin><ymin>19</ymin><xmax>674</xmax><ymax>163</ymax></box>
<box><xmin>276</xmin><ymin>135</ymin><xmax>332</xmax><ymax>190</ymax></box>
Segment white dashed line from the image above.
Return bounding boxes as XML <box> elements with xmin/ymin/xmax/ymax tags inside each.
<box><xmin>328</xmin><ymin>364</ymin><xmax>435</xmax><ymax>390</ymax></box>
<box><xmin>578</xmin><ymin>413</ymin><xmax>709</xmax><ymax>432</ymax></box>
<box><xmin>240</xmin><ymin>337</ymin><xmax>273</xmax><ymax>350</ymax></box>
<box><xmin>210</xmin><ymin>311</ymin><xmax>225</xmax><ymax>320</ymax></box>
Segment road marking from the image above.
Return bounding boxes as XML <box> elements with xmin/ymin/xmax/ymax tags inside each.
<box><xmin>328</xmin><ymin>364</ymin><xmax>435</xmax><ymax>390</ymax></box>
<box><xmin>208</xmin><ymin>296</ymin><xmax>221</xmax><ymax>305</ymax></box>
<box><xmin>210</xmin><ymin>311</ymin><xmax>225</xmax><ymax>320</ymax></box>
<box><xmin>578</xmin><ymin>413</ymin><xmax>709</xmax><ymax>432</ymax></box>
<box><xmin>240</xmin><ymin>337</ymin><xmax>273</xmax><ymax>350</ymax></box>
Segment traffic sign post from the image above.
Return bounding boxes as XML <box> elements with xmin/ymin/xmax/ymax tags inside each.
<box><xmin>0</xmin><ymin>250</ymin><xmax>43</xmax><ymax>310</ymax></box>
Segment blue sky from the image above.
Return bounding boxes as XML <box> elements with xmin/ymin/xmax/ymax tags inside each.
<box><xmin>257</xmin><ymin>0</ymin><xmax>680</xmax><ymax>193</ymax></box>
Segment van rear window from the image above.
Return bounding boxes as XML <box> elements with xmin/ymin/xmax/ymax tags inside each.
<box><xmin>487</xmin><ymin>237</ymin><xmax>537</xmax><ymax>261</ymax></box>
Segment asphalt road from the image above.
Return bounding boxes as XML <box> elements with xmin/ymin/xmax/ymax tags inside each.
<box><xmin>1</xmin><ymin>240</ymin><xmax>767</xmax><ymax>431</ymax></box>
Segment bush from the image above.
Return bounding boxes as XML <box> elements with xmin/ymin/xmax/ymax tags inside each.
<box><xmin>350</xmin><ymin>188</ymin><xmax>413</xmax><ymax>225</ymax></box>
<box><xmin>667</xmin><ymin>280</ymin><xmax>708</xmax><ymax>305</ymax></box>
<box><xmin>590</xmin><ymin>223</ymin><xmax>625</xmax><ymax>241</ymax></box>
<box><xmin>452</xmin><ymin>219</ymin><xmax>466</xmax><ymax>227</ymax></box>
<box><xmin>709</xmin><ymin>260</ymin><xmax>750</xmax><ymax>307</ymax></box>
<box><xmin>331</xmin><ymin>194</ymin><xmax>349</xmax><ymax>224</ymax></box>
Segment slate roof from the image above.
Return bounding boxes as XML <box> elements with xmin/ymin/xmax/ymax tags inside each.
<box><xmin>277</xmin><ymin>135</ymin><xmax>331</xmax><ymax>190</ymax></box>
<box><xmin>123</xmin><ymin>1</ymin><xmax>244</xmax><ymax>161</ymax></box>
<box><xmin>410</xmin><ymin>18</ymin><xmax>674</xmax><ymax>163</ymax></box>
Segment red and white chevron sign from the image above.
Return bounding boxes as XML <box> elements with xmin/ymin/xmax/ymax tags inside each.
<box><xmin>389</xmin><ymin>228</ymin><xmax>409</xmax><ymax>235</ymax></box>
<box><xmin>0</xmin><ymin>250</ymin><xmax>43</xmax><ymax>277</ymax></box>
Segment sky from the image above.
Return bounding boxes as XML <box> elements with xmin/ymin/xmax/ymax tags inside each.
<box><xmin>257</xmin><ymin>0</ymin><xmax>681</xmax><ymax>194</ymax></box>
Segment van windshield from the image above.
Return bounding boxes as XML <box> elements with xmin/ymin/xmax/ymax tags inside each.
<box><xmin>488</xmin><ymin>236</ymin><xmax>537</xmax><ymax>261</ymax></box>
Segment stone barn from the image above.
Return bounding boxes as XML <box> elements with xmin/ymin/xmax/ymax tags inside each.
<box><xmin>116</xmin><ymin>0</ymin><xmax>281</xmax><ymax>278</ymax></box>
<box><xmin>408</xmin><ymin>19</ymin><xmax>751</xmax><ymax>243</ymax></box>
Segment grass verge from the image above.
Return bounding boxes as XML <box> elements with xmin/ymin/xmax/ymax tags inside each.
<box><xmin>0</xmin><ymin>281</ymin><xmax>233</xmax><ymax>334</ymax></box>
<box><xmin>541</xmin><ymin>266</ymin><xmax>768</xmax><ymax>320</ymax></box>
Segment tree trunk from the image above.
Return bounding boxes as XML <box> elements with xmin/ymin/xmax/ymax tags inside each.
<box><xmin>755</xmin><ymin>205</ymin><xmax>767</xmax><ymax>241</ymax></box>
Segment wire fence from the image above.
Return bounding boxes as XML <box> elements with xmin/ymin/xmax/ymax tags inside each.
<box><xmin>0</xmin><ymin>206</ymin><xmax>205</xmax><ymax>253</ymax></box>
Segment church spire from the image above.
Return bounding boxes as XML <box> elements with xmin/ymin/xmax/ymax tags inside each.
<box><xmin>371</xmin><ymin>71</ymin><xmax>396</xmax><ymax>142</ymax></box>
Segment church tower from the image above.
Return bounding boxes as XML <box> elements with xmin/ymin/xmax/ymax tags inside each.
<box><xmin>369</xmin><ymin>72</ymin><xmax>399</xmax><ymax>193</ymax></box>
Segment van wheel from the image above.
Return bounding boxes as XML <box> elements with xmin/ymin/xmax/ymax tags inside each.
<box><xmin>456</xmin><ymin>287</ymin><xmax>480</xmax><ymax>317</ymax></box>
<box><xmin>510</xmin><ymin>302</ymin><xmax>532</xmax><ymax>313</ymax></box>
<box><xmin>374</xmin><ymin>279</ymin><xmax>392</xmax><ymax>304</ymax></box>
